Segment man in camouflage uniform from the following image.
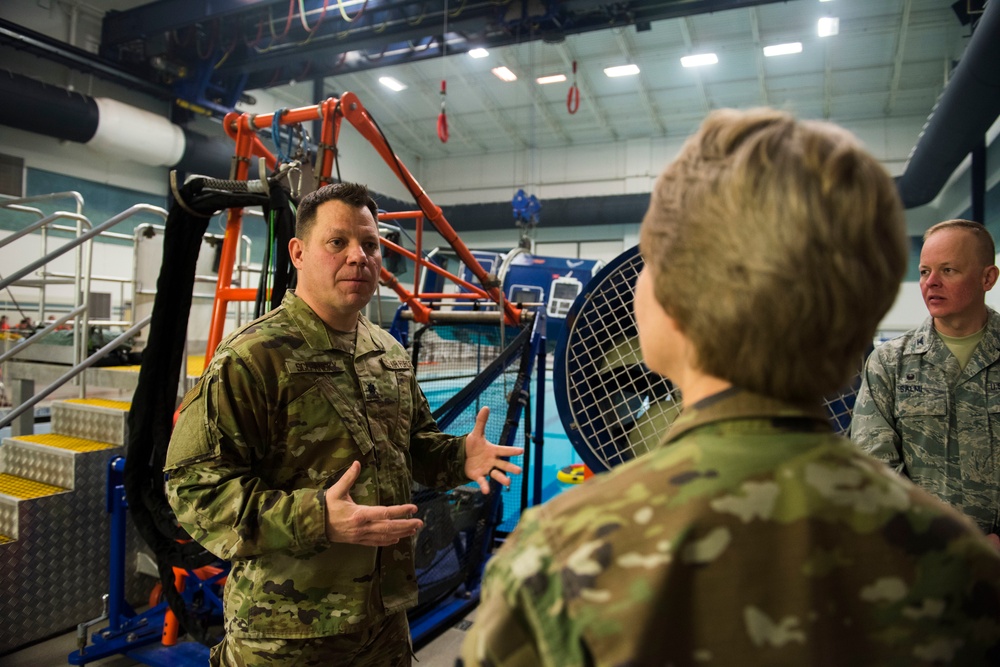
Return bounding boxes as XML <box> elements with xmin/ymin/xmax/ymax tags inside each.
<box><xmin>461</xmin><ymin>109</ymin><xmax>1000</xmax><ymax>666</ymax></box>
<box><xmin>165</xmin><ymin>182</ymin><xmax>523</xmax><ymax>666</ymax></box>
<box><xmin>852</xmin><ymin>220</ymin><xmax>1000</xmax><ymax>547</ymax></box>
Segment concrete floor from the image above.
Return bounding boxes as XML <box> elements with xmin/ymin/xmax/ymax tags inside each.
<box><xmin>1</xmin><ymin>608</ymin><xmax>476</xmax><ymax>666</ymax></box>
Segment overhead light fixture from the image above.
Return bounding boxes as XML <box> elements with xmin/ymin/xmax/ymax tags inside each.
<box><xmin>604</xmin><ymin>64</ymin><xmax>640</xmax><ymax>77</ymax></box>
<box><xmin>817</xmin><ymin>16</ymin><xmax>839</xmax><ymax>36</ymax></box>
<box><xmin>378</xmin><ymin>76</ymin><xmax>407</xmax><ymax>92</ymax></box>
<box><xmin>469</xmin><ymin>48</ymin><xmax>489</xmax><ymax>58</ymax></box>
<box><xmin>537</xmin><ymin>74</ymin><xmax>567</xmax><ymax>85</ymax></box>
<box><xmin>492</xmin><ymin>66</ymin><xmax>517</xmax><ymax>82</ymax></box>
<box><xmin>680</xmin><ymin>53</ymin><xmax>718</xmax><ymax>68</ymax></box>
<box><xmin>763</xmin><ymin>42</ymin><xmax>803</xmax><ymax>57</ymax></box>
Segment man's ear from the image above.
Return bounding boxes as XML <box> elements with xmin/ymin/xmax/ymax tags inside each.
<box><xmin>289</xmin><ymin>237</ymin><xmax>304</xmax><ymax>270</ymax></box>
<box><xmin>983</xmin><ymin>265</ymin><xmax>999</xmax><ymax>292</ymax></box>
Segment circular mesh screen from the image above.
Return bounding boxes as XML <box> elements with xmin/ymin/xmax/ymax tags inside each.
<box><xmin>553</xmin><ymin>246</ymin><xmax>864</xmax><ymax>473</ymax></box>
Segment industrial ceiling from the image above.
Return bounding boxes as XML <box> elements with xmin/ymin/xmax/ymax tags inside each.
<box><xmin>0</xmin><ymin>0</ymin><xmax>979</xmax><ymax>161</ymax></box>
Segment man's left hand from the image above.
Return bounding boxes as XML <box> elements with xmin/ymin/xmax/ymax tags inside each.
<box><xmin>464</xmin><ymin>407</ymin><xmax>524</xmax><ymax>494</ymax></box>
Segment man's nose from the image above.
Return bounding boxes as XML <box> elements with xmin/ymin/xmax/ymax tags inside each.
<box><xmin>345</xmin><ymin>242</ymin><xmax>367</xmax><ymax>264</ymax></box>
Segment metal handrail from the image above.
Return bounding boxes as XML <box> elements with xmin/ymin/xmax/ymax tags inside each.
<box><xmin>0</xmin><ymin>211</ymin><xmax>92</xmax><ymax>250</ymax></box>
<box><xmin>0</xmin><ymin>305</ymin><xmax>86</xmax><ymax>365</ymax></box>
<box><xmin>0</xmin><ymin>191</ymin><xmax>84</xmax><ymax>212</ymax></box>
<box><xmin>2</xmin><ymin>201</ymin><xmax>168</xmax><ymax>416</ymax></box>
<box><xmin>0</xmin><ymin>205</ymin><xmax>166</xmax><ymax>292</ymax></box>
<box><xmin>0</xmin><ymin>315</ymin><xmax>152</xmax><ymax>431</ymax></box>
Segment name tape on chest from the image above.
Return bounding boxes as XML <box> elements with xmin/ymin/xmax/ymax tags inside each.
<box><xmin>381</xmin><ymin>358</ymin><xmax>410</xmax><ymax>371</ymax></box>
<box><xmin>285</xmin><ymin>360</ymin><xmax>344</xmax><ymax>374</ymax></box>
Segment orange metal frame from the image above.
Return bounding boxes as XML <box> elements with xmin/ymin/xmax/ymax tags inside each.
<box><xmin>206</xmin><ymin>92</ymin><xmax>521</xmax><ymax>360</ymax></box>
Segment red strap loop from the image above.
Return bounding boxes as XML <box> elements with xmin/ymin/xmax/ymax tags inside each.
<box><xmin>437</xmin><ymin>79</ymin><xmax>448</xmax><ymax>143</ymax></box>
<box><xmin>567</xmin><ymin>85</ymin><xmax>580</xmax><ymax>114</ymax></box>
<box><xmin>567</xmin><ymin>60</ymin><xmax>580</xmax><ymax>114</ymax></box>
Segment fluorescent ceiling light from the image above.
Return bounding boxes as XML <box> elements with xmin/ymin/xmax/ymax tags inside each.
<box><xmin>492</xmin><ymin>66</ymin><xmax>517</xmax><ymax>82</ymax></box>
<box><xmin>378</xmin><ymin>76</ymin><xmax>406</xmax><ymax>92</ymax></box>
<box><xmin>604</xmin><ymin>64</ymin><xmax>640</xmax><ymax>77</ymax></box>
<box><xmin>763</xmin><ymin>42</ymin><xmax>803</xmax><ymax>57</ymax></box>
<box><xmin>817</xmin><ymin>16</ymin><xmax>839</xmax><ymax>36</ymax></box>
<box><xmin>537</xmin><ymin>74</ymin><xmax>567</xmax><ymax>85</ymax></box>
<box><xmin>469</xmin><ymin>48</ymin><xmax>489</xmax><ymax>58</ymax></box>
<box><xmin>680</xmin><ymin>53</ymin><xmax>718</xmax><ymax>68</ymax></box>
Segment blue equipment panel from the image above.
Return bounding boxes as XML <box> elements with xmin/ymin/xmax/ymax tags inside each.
<box><xmin>501</xmin><ymin>251</ymin><xmax>603</xmax><ymax>342</ymax></box>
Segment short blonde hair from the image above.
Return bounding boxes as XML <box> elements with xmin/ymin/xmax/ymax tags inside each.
<box><xmin>923</xmin><ymin>219</ymin><xmax>996</xmax><ymax>267</ymax></box>
<box><xmin>640</xmin><ymin>108</ymin><xmax>906</xmax><ymax>403</ymax></box>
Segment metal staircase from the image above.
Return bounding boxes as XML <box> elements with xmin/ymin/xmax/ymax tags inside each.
<box><xmin>0</xmin><ymin>391</ymin><xmax>136</xmax><ymax>654</ymax></box>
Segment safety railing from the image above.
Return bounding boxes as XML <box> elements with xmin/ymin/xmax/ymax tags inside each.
<box><xmin>0</xmin><ymin>194</ymin><xmax>169</xmax><ymax>428</ymax></box>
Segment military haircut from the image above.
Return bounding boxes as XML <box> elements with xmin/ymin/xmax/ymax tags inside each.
<box><xmin>640</xmin><ymin>107</ymin><xmax>907</xmax><ymax>403</ymax></box>
<box><xmin>296</xmin><ymin>182</ymin><xmax>380</xmax><ymax>240</ymax></box>
<box><xmin>923</xmin><ymin>219</ymin><xmax>996</xmax><ymax>268</ymax></box>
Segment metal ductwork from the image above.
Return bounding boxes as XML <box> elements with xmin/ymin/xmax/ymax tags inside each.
<box><xmin>896</xmin><ymin>0</ymin><xmax>1000</xmax><ymax>209</ymax></box>
<box><xmin>0</xmin><ymin>69</ymin><xmax>234</xmax><ymax>178</ymax></box>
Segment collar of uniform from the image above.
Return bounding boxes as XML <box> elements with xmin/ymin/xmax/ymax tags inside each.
<box><xmin>662</xmin><ymin>387</ymin><xmax>829</xmax><ymax>445</ymax></box>
<box><xmin>905</xmin><ymin>311</ymin><xmax>1000</xmax><ymax>373</ymax></box>
<box><xmin>958</xmin><ymin>307</ymin><xmax>1000</xmax><ymax>378</ymax></box>
<box><xmin>354</xmin><ymin>316</ymin><xmax>386</xmax><ymax>356</ymax></box>
<box><xmin>903</xmin><ymin>317</ymin><xmax>938</xmax><ymax>356</ymax></box>
<box><xmin>280</xmin><ymin>291</ymin><xmax>373</xmax><ymax>354</ymax></box>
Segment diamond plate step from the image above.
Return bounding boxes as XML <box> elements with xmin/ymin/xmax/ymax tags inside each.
<box><xmin>0</xmin><ymin>435</ymin><xmax>115</xmax><ymax>489</ymax></box>
<box><xmin>0</xmin><ymin>443</ymin><xmax>136</xmax><ymax>654</ymax></box>
<box><xmin>52</xmin><ymin>398</ymin><xmax>131</xmax><ymax>446</ymax></box>
<box><xmin>0</xmin><ymin>473</ymin><xmax>70</xmax><ymax>544</ymax></box>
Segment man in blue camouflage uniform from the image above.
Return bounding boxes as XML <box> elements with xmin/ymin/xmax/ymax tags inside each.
<box><xmin>165</xmin><ymin>182</ymin><xmax>523</xmax><ymax>666</ymax></box>
<box><xmin>461</xmin><ymin>109</ymin><xmax>1000</xmax><ymax>666</ymax></box>
<box><xmin>852</xmin><ymin>219</ymin><xmax>1000</xmax><ymax>548</ymax></box>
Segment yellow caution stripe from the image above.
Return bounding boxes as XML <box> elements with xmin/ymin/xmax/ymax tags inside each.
<box><xmin>16</xmin><ymin>433</ymin><xmax>117</xmax><ymax>453</ymax></box>
<box><xmin>64</xmin><ymin>397</ymin><xmax>132</xmax><ymax>411</ymax></box>
<box><xmin>0</xmin><ymin>473</ymin><xmax>67</xmax><ymax>499</ymax></box>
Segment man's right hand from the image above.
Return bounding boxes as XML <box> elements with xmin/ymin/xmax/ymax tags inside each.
<box><xmin>324</xmin><ymin>460</ymin><xmax>423</xmax><ymax>546</ymax></box>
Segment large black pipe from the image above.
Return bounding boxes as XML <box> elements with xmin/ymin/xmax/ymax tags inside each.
<box><xmin>0</xmin><ymin>70</ymin><xmax>233</xmax><ymax>178</ymax></box>
<box><xmin>896</xmin><ymin>0</ymin><xmax>1000</xmax><ymax>209</ymax></box>
<box><xmin>0</xmin><ymin>69</ymin><xmax>99</xmax><ymax>144</ymax></box>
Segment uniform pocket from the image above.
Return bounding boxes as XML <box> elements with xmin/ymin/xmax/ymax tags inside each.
<box><xmin>165</xmin><ymin>375</ymin><xmax>219</xmax><ymax>469</ymax></box>
<box><xmin>895</xmin><ymin>386</ymin><xmax>947</xmax><ymax>476</ymax></box>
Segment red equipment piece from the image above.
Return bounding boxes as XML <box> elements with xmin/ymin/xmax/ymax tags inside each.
<box><xmin>209</xmin><ymin>92</ymin><xmax>522</xmax><ymax>360</ymax></box>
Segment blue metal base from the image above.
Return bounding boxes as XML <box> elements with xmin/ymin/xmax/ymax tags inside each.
<box><xmin>67</xmin><ymin>603</ymin><xmax>168</xmax><ymax>665</ymax></box>
<box><xmin>410</xmin><ymin>588</ymin><xmax>480</xmax><ymax>651</ymax></box>
<box><xmin>127</xmin><ymin>638</ymin><xmax>213</xmax><ymax>666</ymax></box>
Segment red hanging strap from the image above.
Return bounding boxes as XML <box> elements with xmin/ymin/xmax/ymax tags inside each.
<box><xmin>437</xmin><ymin>79</ymin><xmax>449</xmax><ymax>143</ymax></box>
<box><xmin>567</xmin><ymin>60</ymin><xmax>580</xmax><ymax>115</ymax></box>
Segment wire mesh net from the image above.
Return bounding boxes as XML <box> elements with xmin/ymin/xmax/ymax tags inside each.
<box><xmin>406</xmin><ymin>321</ymin><xmax>529</xmax><ymax>617</ymax></box>
<box><xmin>556</xmin><ymin>249</ymin><xmax>681</xmax><ymax>472</ymax></box>
<box><xmin>556</xmin><ymin>247</ymin><xmax>866</xmax><ymax>473</ymax></box>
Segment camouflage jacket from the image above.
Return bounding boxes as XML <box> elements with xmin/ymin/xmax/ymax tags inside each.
<box><xmin>851</xmin><ymin>309</ymin><xmax>1000</xmax><ymax>535</ymax></box>
<box><xmin>462</xmin><ymin>388</ymin><xmax>1000</xmax><ymax>667</ymax></box>
<box><xmin>165</xmin><ymin>291</ymin><xmax>468</xmax><ymax>639</ymax></box>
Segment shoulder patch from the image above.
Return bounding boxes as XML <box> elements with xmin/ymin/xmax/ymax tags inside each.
<box><xmin>284</xmin><ymin>360</ymin><xmax>343</xmax><ymax>374</ymax></box>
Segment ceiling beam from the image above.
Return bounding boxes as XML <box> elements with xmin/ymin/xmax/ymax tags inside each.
<box><xmin>823</xmin><ymin>41</ymin><xmax>832</xmax><ymax>119</ymax></box>
<box><xmin>445</xmin><ymin>60</ymin><xmax>530</xmax><ymax>151</ymax></box>
<box><xmin>500</xmin><ymin>51</ymin><xmax>573</xmax><ymax>146</ymax></box>
<box><xmin>748</xmin><ymin>7</ymin><xmax>769</xmax><ymax>106</ymax></box>
<box><xmin>339</xmin><ymin>73</ymin><xmax>433</xmax><ymax>157</ymax></box>
<box><xmin>677</xmin><ymin>18</ymin><xmax>711</xmax><ymax>115</ymax></box>
<box><xmin>885</xmin><ymin>0</ymin><xmax>913</xmax><ymax>115</ymax></box>
<box><xmin>613</xmin><ymin>27</ymin><xmax>666</xmax><ymax>135</ymax></box>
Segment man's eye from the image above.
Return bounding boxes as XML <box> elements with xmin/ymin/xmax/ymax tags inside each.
<box><xmin>330</xmin><ymin>239</ymin><xmax>344</xmax><ymax>248</ymax></box>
